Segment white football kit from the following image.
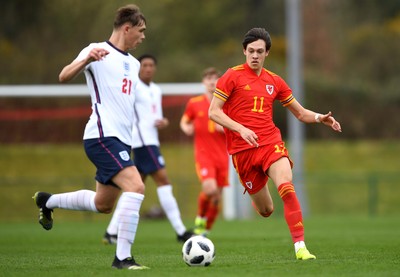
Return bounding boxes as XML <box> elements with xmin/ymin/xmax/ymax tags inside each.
<box><xmin>77</xmin><ymin>41</ymin><xmax>140</xmax><ymax>146</ymax></box>
<box><xmin>131</xmin><ymin>79</ymin><xmax>163</xmax><ymax>148</ymax></box>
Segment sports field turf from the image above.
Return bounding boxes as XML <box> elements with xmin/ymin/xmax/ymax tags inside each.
<box><xmin>1</xmin><ymin>216</ymin><xmax>399</xmax><ymax>276</ymax></box>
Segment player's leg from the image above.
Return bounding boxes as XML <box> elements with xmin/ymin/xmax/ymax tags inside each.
<box><xmin>200</xmin><ymin>161</ymin><xmax>229</xmax><ymax>233</ymax></box>
<box><xmin>194</xmin><ymin>191</ymin><xmax>208</xmax><ymax>234</ymax></box>
<box><xmin>151</xmin><ymin>168</ymin><xmax>192</xmax><ymax>242</ymax></box>
<box><xmin>193</xmin><ymin>162</ymin><xmax>219</xmax><ymax>235</ymax></box>
<box><xmin>110</xmin><ymin>165</ymin><xmax>148</xmax><ymax>269</ymax></box>
<box><xmin>33</xmin><ymin>183</ymin><xmax>117</xmax><ymax>231</ymax></box>
<box><xmin>267</xmin><ymin>157</ymin><xmax>316</xmax><ymax>260</ymax></box>
<box><xmin>103</xmin><ymin>170</ymin><xmax>148</xmax><ymax>244</ymax></box>
<box><xmin>86</xmin><ymin>138</ymin><xmax>147</xmax><ymax>268</ymax></box>
<box><xmin>232</xmin><ymin>150</ymin><xmax>273</xmax><ymax>217</ymax></box>
<box><xmin>103</xmin><ymin>192</ymin><xmax>121</xmax><ymax>245</ymax></box>
<box><xmin>204</xmin><ymin>185</ymin><xmax>223</xmax><ymax>232</ymax></box>
<box><xmin>198</xmin><ymin>178</ymin><xmax>221</xmax><ymax>235</ymax></box>
<box><xmin>249</xmin><ymin>184</ymin><xmax>274</xmax><ymax>217</ymax></box>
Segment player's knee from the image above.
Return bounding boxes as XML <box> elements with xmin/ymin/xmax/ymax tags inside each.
<box><xmin>133</xmin><ymin>182</ymin><xmax>145</xmax><ymax>194</ymax></box>
<box><xmin>95</xmin><ymin>203</ymin><xmax>114</xmax><ymax>214</ymax></box>
<box><xmin>203</xmin><ymin>185</ymin><xmax>218</xmax><ymax>197</ymax></box>
<box><xmin>124</xmin><ymin>178</ymin><xmax>146</xmax><ymax>194</ymax></box>
<box><xmin>259</xmin><ymin>205</ymin><xmax>274</xmax><ymax>218</ymax></box>
<box><xmin>260</xmin><ymin>209</ymin><xmax>274</xmax><ymax>217</ymax></box>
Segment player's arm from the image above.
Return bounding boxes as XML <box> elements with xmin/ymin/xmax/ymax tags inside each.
<box><xmin>286</xmin><ymin>99</ymin><xmax>342</xmax><ymax>132</ymax></box>
<box><xmin>59</xmin><ymin>48</ymin><xmax>109</xmax><ymax>83</ymax></box>
<box><xmin>154</xmin><ymin>89</ymin><xmax>169</xmax><ymax>129</ymax></box>
<box><xmin>180</xmin><ymin>114</ymin><xmax>194</xmax><ymax>136</ymax></box>
<box><xmin>209</xmin><ymin>96</ymin><xmax>259</xmax><ymax>147</ymax></box>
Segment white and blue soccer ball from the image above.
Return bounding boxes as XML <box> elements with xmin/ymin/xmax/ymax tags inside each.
<box><xmin>182</xmin><ymin>235</ymin><xmax>215</xmax><ymax>266</ymax></box>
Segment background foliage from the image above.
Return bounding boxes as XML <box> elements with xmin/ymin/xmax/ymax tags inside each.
<box><xmin>1</xmin><ymin>0</ymin><xmax>399</xmax><ymax>139</ymax></box>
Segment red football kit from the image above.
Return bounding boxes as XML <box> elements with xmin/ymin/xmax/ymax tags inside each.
<box><xmin>215</xmin><ymin>62</ymin><xmax>307</xmax><ymax>244</ymax></box>
<box><xmin>214</xmin><ymin>63</ymin><xmax>295</xmax><ymax>194</ymax></box>
<box><xmin>182</xmin><ymin>94</ymin><xmax>229</xmax><ymax>187</ymax></box>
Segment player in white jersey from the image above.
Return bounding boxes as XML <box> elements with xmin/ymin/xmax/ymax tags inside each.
<box><xmin>32</xmin><ymin>5</ymin><xmax>149</xmax><ymax>270</ymax></box>
<box><xmin>103</xmin><ymin>54</ymin><xmax>193</xmax><ymax>244</ymax></box>
<box><xmin>80</xmin><ymin>40</ymin><xmax>140</xmax><ymax>145</ymax></box>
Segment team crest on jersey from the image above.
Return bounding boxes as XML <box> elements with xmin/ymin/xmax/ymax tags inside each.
<box><xmin>245</xmin><ymin>181</ymin><xmax>253</xmax><ymax>190</ymax></box>
<box><xmin>119</xmin><ymin>150</ymin><xmax>130</xmax><ymax>161</ymax></box>
<box><xmin>123</xmin><ymin>61</ymin><xmax>130</xmax><ymax>72</ymax></box>
<box><xmin>266</xmin><ymin>85</ymin><xmax>274</xmax><ymax>95</ymax></box>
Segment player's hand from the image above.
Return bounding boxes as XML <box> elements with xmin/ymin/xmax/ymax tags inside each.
<box><xmin>155</xmin><ymin>118</ymin><xmax>169</xmax><ymax>129</ymax></box>
<box><xmin>87</xmin><ymin>48</ymin><xmax>110</xmax><ymax>63</ymax></box>
<box><xmin>239</xmin><ymin>127</ymin><xmax>259</xmax><ymax>147</ymax></box>
<box><xmin>320</xmin><ymin>111</ymin><xmax>342</xmax><ymax>132</ymax></box>
<box><xmin>181</xmin><ymin>123</ymin><xmax>194</xmax><ymax>136</ymax></box>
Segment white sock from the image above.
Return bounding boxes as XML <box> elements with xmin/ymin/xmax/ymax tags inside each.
<box><xmin>157</xmin><ymin>185</ymin><xmax>186</xmax><ymax>235</ymax></box>
<box><xmin>294</xmin><ymin>241</ymin><xmax>306</xmax><ymax>253</ymax></box>
<box><xmin>46</xmin><ymin>190</ymin><xmax>98</xmax><ymax>212</ymax></box>
<box><xmin>116</xmin><ymin>192</ymin><xmax>144</xmax><ymax>261</ymax></box>
<box><xmin>106</xmin><ymin>198</ymin><xmax>122</xmax><ymax>235</ymax></box>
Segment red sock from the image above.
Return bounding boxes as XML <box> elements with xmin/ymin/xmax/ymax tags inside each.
<box><xmin>278</xmin><ymin>182</ymin><xmax>304</xmax><ymax>243</ymax></box>
<box><xmin>205</xmin><ymin>199</ymin><xmax>220</xmax><ymax>230</ymax></box>
<box><xmin>197</xmin><ymin>191</ymin><xmax>210</xmax><ymax>217</ymax></box>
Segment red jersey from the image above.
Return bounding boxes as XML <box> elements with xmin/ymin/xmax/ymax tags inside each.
<box><xmin>182</xmin><ymin>94</ymin><xmax>228</xmax><ymax>164</ymax></box>
<box><xmin>214</xmin><ymin>63</ymin><xmax>295</xmax><ymax>154</ymax></box>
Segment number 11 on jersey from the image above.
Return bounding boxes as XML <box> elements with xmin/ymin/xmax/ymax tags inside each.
<box><xmin>251</xmin><ymin>96</ymin><xmax>264</xmax><ymax>113</ymax></box>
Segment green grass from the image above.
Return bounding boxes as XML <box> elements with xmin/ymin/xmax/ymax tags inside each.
<box><xmin>1</xmin><ymin>141</ymin><xmax>399</xmax><ymax>275</ymax></box>
<box><xmin>0</xmin><ymin>217</ymin><xmax>399</xmax><ymax>276</ymax></box>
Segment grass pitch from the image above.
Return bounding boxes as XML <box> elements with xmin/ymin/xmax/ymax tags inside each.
<box><xmin>1</xmin><ymin>216</ymin><xmax>399</xmax><ymax>277</ymax></box>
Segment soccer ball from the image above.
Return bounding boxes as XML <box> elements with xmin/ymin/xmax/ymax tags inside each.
<box><xmin>182</xmin><ymin>235</ymin><xmax>215</xmax><ymax>266</ymax></box>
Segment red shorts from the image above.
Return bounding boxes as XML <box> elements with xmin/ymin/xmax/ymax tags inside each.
<box><xmin>195</xmin><ymin>160</ymin><xmax>229</xmax><ymax>188</ymax></box>
<box><xmin>231</xmin><ymin>142</ymin><xmax>293</xmax><ymax>194</ymax></box>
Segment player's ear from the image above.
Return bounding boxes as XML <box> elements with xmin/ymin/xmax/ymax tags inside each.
<box><xmin>123</xmin><ymin>23</ymin><xmax>131</xmax><ymax>34</ymax></box>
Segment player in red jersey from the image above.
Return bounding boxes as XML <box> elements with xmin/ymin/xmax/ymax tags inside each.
<box><xmin>209</xmin><ymin>28</ymin><xmax>342</xmax><ymax>260</ymax></box>
<box><xmin>180</xmin><ymin>67</ymin><xmax>229</xmax><ymax>236</ymax></box>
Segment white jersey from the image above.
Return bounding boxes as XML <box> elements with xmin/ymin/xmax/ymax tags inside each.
<box><xmin>78</xmin><ymin>41</ymin><xmax>140</xmax><ymax>146</ymax></box>
<box><xmin>131</xmin><ymin>79</ymin><xmax>163</xmax><ymax>148</ymax></box>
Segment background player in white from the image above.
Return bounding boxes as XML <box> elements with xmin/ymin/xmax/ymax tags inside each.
<box><xmin>32</xmin><ymin>4</ymin><xmax>149</xmax><ymax>270</ymax></box>
<box><xmin>103</xmin><ymin>54</ymin><xmax>193</xmax><ymax>244</ymax></box>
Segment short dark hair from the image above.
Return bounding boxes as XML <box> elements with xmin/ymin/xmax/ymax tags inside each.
<box><xmin>242</xmin><ymin>28</ymin><xmax>271</xmax><ymax>51</ymax></box>
<box><xmin>114</xmin><ymin>4</ymin><xmax>146</xmax><ymax>28</ymax></box>
<box><xmin>138</xmin><ymin>54</ymin><xmax>157</xmax><ymax>65</ymax></box>
<box><xmin>202</xmin><ymin>67</ymin><xmax>220</xmax><ymax>78</ymax></box>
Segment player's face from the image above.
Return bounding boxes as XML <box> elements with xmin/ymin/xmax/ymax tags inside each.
<box><xmin>202</xmin><ymin>74</ymin><xmax>218</xmax><ymax>94</ymax></box>
<box><xmin>139</xmin><ymin>58</ymin><xmax>156</xmax><ymax>83</ymax></box>
<box><xmin>125</xmin><ymin>23</ymin><xmax>146</xmax><ymax>50</ymax></box>
<box><xmin>243</xmin><ymin>39</ymin><xmax>269</xmax><ymax>74</ymax></box>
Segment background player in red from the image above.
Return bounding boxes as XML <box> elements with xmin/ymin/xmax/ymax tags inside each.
<box><xmin>180</xmin><ymin>67</ymin><xmax>229</xmax><ymax>236</ymax></box>
<box><xmin>209</xmin><ymin>28</ymin><xmax>342</xmax><ymax>260</ymax></box>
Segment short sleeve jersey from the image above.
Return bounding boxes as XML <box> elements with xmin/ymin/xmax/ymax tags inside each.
<box><xmin>131</xmin><ymin>79</ymin><xmax>163</xmax><ymax>148</ymax></box>
<box><xmin>183</xmin><ymin>95</ymin><xmax>228</xmax><ymax>164</ymax></box>
<box><xmin>78</xmin><ymin>41</ymin><xmax>140</xmax><ymax>146</ymax></box>
<box><xmin>214</xmin><ymin>63</ymin><xmax>295</xmax><ymax>154</ymax></box>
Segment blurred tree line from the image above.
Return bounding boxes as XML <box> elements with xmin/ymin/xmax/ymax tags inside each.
<box><xmin>0</xmin><ymin>0</ymin><xmax>399</xmax><ymax>139</ymax></box>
